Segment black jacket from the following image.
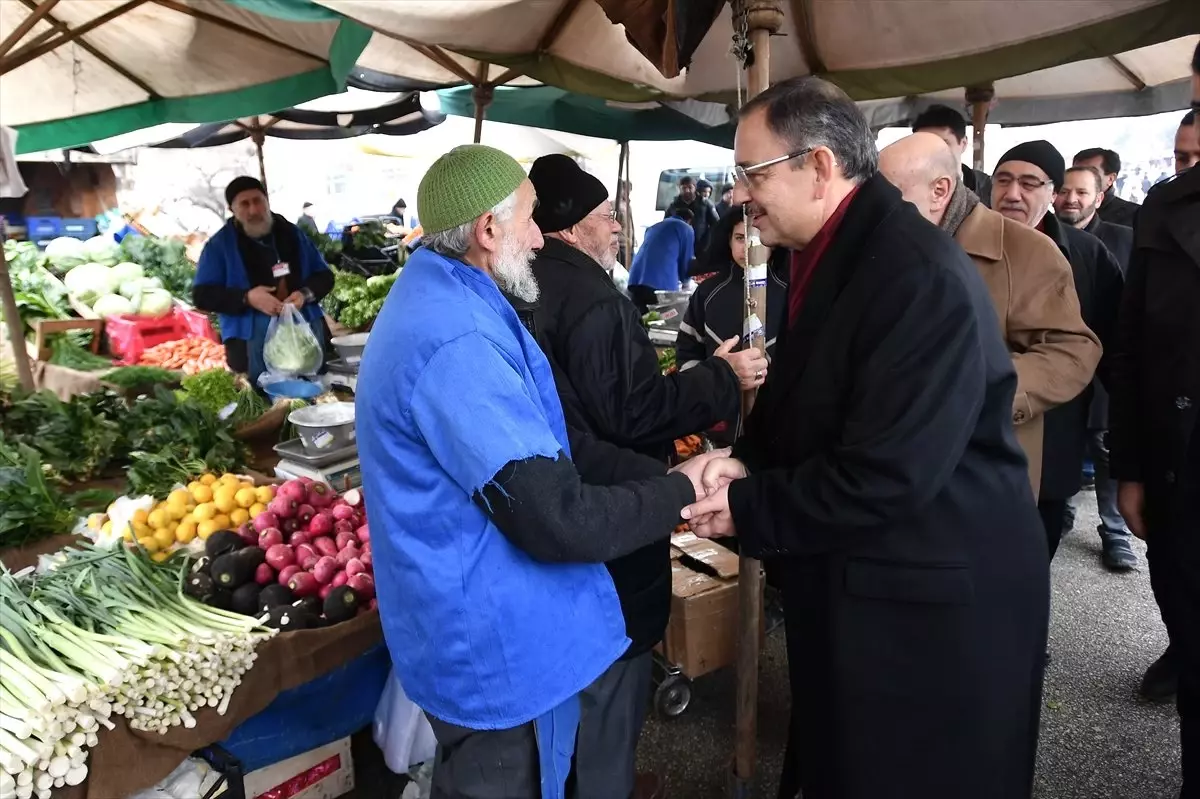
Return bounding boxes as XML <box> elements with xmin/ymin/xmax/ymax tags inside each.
<box><xmin>666</xmin><ymin>195</ymin><xmax>720</xmax><ymax>253</ymax></box>
<box><xmin>1098</xmin><ymin>191</ymin><xmax>1141</xmax><ymax>228</ymax></box>
<box><xmin>530</xmin><ymin>238</ymin><xmax>740</xmax><ymax>655</ymax></box>
<box><xmin>1036</xmin><ymin>213</ymin><xmax>1124</xmax><ymax>499</ymax></box>
<box><xmin>1079</xmin><ymin>213</ymin><xmax>1133</xmax><ymax>430</ymax></box>
<box><xmin>727</xmin><ymin>174</ymin><xmax>1048</xmax><ymax>799</ymax></box>
<box><xmin>1109</xmin><ymin>166</ymin><xmax>1200</xmax><ymax>533</ymax></box>
<box><xmin>677</xmin><ymin>255</ymin><xmax>788</xmax><ymax>445</ymax></box>
<box><xmin>962</xmin><ymin>164</ymin><xmax>993</xmax><ymax>207</ymax></box>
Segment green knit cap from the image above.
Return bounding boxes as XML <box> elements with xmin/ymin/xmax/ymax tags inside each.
<box><xmin>417</xmin><ymin>144</ymin><xmax>528</xmax><ymax>235</ymax></box>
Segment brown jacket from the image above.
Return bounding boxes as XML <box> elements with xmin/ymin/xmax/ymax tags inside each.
<box><xmin>954</xmin><ymin>203</ymin><xmax>1102</xmax><ymax>497</ymax></box>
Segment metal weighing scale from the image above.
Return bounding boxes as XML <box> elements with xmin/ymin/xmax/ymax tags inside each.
<box><xmin>272</xmin><ymin>438</ymin><xmax>362</xmax><ymax>489</ymax></box>
<box><xmin>325</xmin><ymin>357</ymin><xmax>360</xmax><ymax>393</ymax></box>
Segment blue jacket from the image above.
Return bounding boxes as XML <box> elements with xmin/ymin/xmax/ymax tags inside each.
<box><xmin>355</xmin><ymin>247</ymin><xmax>628</xmax><ymax>730</ymax></box>
<box><xmin>629</xmin><ymin>217</ymin><xmax>695</xmax><ymax>291</ymax></box>
<box><xmin>193</xmin><ymin>219</ymin><xmax>327</xmax><ymax>341</ymax></box>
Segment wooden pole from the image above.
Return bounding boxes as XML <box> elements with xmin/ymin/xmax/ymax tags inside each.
<box><xmin>615</xmin><ymin>140</ymin><xmax>632</xmax><ymax>265</ymax></box>
<box><xmin>472</xmin><ymin>62</ymin><xmax>494</xmax><ymax>144</ymax></box>
<box><xmin>0</xmin><ymin>236</ymin><xmax>35</xmax><ymax>391</ymax></box>
<box><xmin>732</xmin><ymin>3</ymin><xmax>783</xmax><ymax>797</ymax></box>
<box><xmin>251</xmin><ymin>121</ymin><xmax>268</xmax><ymax>190</ymax></box>
<box><xmin>965</xmin><ymin>84</ymin><xmax>994</xmax><ymax>172</ymax></box>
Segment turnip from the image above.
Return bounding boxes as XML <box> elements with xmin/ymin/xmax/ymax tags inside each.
<box><xmin>335</xmin><ymin>545</ymin><xmax>360</xmax><ymax>567</ymax></box>
<box><xmin>277</xmin><ymin>565</ymin><xmax>301</xmax><ymax>586</ymax></box>
<box><xmin>330</xmin><ymin>505</ymin><xmax>357</xmax><ymax>523</ymax></box>
<box><xmin>288</xmin><ymin>530</ymin><xmax>311</xmax><ymax>548</ymax></box>
<box><xmin>313</xmin><ymin>556</ymin><xmax>338</xmax><ymax>585</ymax></box>
<box><xmin>335</xmin><ymin>529</ymin><xmax>357</xmax><ymax>551</ymax></box>
<box><xmin>264</xmin><ymin>544</ymin><xmax>295</xmax><ymax>571</ymax></box>
<box><xmin>342</xmin><ymin>488</ymin><xmax>363</xmax><ymax>507</ymax></box>
<box><xmin>288</xmin><ymin>572</ymin><xmax>320</xmax><ymax>598</ymax></box>
<box><xmin>300</xmin><ymin>554</ymin><xmax>319</xmax><ymax>571</ymax></box>
<box><xmin>312</xmin><ymin>536</ymin><xmax>338</xmax><ymax>557</ymax></box>
<box><xmin>281</xmin><ymin>517</ymin><xmax>300</xmax><ymax>534</ymax></box>
<box><xmin>359</xmin><ymin>550</ymin><xmax>373</xmax><ymax>570</ymax></box>
<box><xmin>331</xmin><ymin>570</ymin><xmax>349</xmax><ymax>588</ymax></box>
<box><xmin>347</xmin><ymin>572</ymin><xmax>375</xmax><ymax>599</ymax></box>
<box><xmin>298</xmin><ymin>476</ymin><xmax>315</xmax><ymax>487</ymax></box>
<box><xmin>296</xmin><ymin>504</ymin><xmax>316</xmax><ymax>526</ymax></box>
<box><xmin>307</xmin><ymin>483</ymin><xmax>335</xmax><ymax>508</ymax></box>
<box><xmin>257</xmin><ymin>528</ymin><xmax>284</xmax><ymax>550</ymax></box>
<box><xmin>308</xmin><ymin>511</ymin><xmax>335</xmax><ymax>536</ymax></box>
<box><xmin>255</xmin><ymin>563</ymin><xmax>275</xmax><ymax>585</ymax></box>
<box><xmin>356</xmin><ymin>524</ymin><xmax>370</xmax><ymax>544</ymax></box>
<box><xmin>278</xmin><ymin>480</ymin><xmax>307</xmax><ymax>504</ymax></box>
<box><xmin>268</xmin><ymin>496</ymin><xmax>298</xmax><ymax>520</ymax></box>
<box><xmin>253</xmin><ymin>512</ymin><xmax>281</xmax><ymax>533</ymax></box>
<box><xmin>295</xmin><ymin>543</ymin><xmax>318</xmax><ymax>563</ymax></box>
<box><xmin>236</xmin><ymin>522</ymin><xmax>258</xmax><ymax>546</ymax></box>
<box><xmin>319</xmin><ymin>583</ymin><xmax>335</xmax><ymax>601</ymax></box>
<box><xmin>345</xmin><ymin>558</ymin><xmax>366</xmax><ymax>578</ymax></box>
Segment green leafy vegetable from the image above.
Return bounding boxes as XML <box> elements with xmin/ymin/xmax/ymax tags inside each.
<box><xmin>0</xmin><ymin>390</ymin><xmax>124</xmax><ymax>482</ymax></box>
<box><xmin>1</xmin><ymin>241</ymin><xmax>69</xmax><ymax>336</ymax></box>
<box><xmin>180</xmin><ymin>369</ymin><xmax>239</xmax><ymax>414</ymax></box>
<box><xmin>263</xmin><ymin>310</ymin><xmax>322</xmax><ymax>375</ymax></box>
<box><xmin>100</xmin><ymin>366</ymin><xmax>181</xmax><ymax>389</ymax></box>
<box><xmin>324</xmin><ymin>268</ymin><xmax>397</xmax><ymax>330</ymax></box>
<box><xmin>119</xmin><ymin>236</ymin><xmax>194</xmax><ymax>300</ymax></box>
<box><xmin>47</xmin><ymin>335</ymin><xmax>114</xmax><ymax>372</ymax></box>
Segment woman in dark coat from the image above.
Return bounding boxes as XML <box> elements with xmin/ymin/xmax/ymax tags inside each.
<box><xmin>683</xmin><ymin>77</ymin><xmax>1049</xmax><ymax>799</ymax></box>
<box><xmin>676</xmin><ymin>207</ymin><xmax>789</xmax><ymax>446</ymax></box>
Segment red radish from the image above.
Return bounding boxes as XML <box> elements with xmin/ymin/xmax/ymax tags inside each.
<box><xmin>335</xmin><ymin>546</ymin><xmax>360</xmax><ymax>567</ymax></box>
<box><xmin>252</xmin><ymin>512</ymin><xmax>280</xmax><ymax>533</ymax></box>
<box><xmin>288</xmin><ymin>572</ymin><xmax>320</xmax><ymax>597</ymax></box>
<box><xmin>235</xmin><ymin>522</ymin><xmax>257</xmax><ymax>546</ymax></box>
<box><xmin>307</xmin><ymin>511</ymin><xmax>334</xmax><ymax>536</ymax></box>
<box><xmin>346</xmin><ymin>572</ymin><xmax>375</xmax><ymax>599</ymax></box>
<box><xmin>333</xmin><ymin>518</ymin><xmax>355</xmax><ymax>536</ymax></box>
<box><xmin>359</xmin><ymin>550</ymin><xmax>373</xmax><ymax>570</ymax></box>
<box><xmin>355</xmin><ymin>524</ymin><xmax>370</xmax><ymax>544</ymax></box>
<box><xmin>264</xmin><ymin>544</ymin><xmax>296</xmax><ymax>571</ymax></box>
<box><xmin>345</xmin><ymin>558</ymin><xmax>366</xmax><ymax>578</ymax></box>
<box><xmin>319</xmin><ymin>583</ymin><xmax>335</xmax><ymax>601</ymax></box>
<box><xmin>307</xmin><ymin>483</ymin><xmax>334</xmax><ymax>508</ymax></box>
<box><xmin>313</xmin><ymin>536</ymin><xmax>338</xmax><ymax>557</ymax></box>
<box><xmin>313</xmin><ymin>556</ymin><xmax>338</xmax><ymax>584</ymax></box>
<box><xmin>257</xmin><ymin>528</ymin><xmax>284</xmax><ymax>550</ymax></box>
<box><xmin>296</xmin><ymin>504</ymin><xmax>316</xmax><ymax>525</ymax></box>
<box><xmin>342</xmin><ymin>488</ymin><xmax>362</xmax><ymax>507</ymax></box>
<box><xmin>335</xmin><ymin>529</ymin><xmax>357</xmax><ymax>551</ymax></box>
<box><xmin>281</xmin><ymin>518</ymin><xmax>300</xmax><ymax>534</ymax></box>
<box><xmin>268</xmin><ymin>496</ymin><xmax>298</xmax><ymax>520</ymax></box>
<box><xmin>331</xmin><ymin>505</ymin><xmax>357</xmax><ymax>523</ymax></box>
<box><xmin>278</xmin><ymin>480</ymin><xmax>307</xmax><ymax>503</ymax></box>
<box><xmin>277</xmin><ymin>564</ymin><xmax>301</xmax><ymax>586</ymax></box>
<box><xmin>367</xmin><ymin>598</ymin><xmax>378</xmax><ymax>611</ymax></box>
<box><xmin>288</xmin><ymin>530</ymin><xmax>311</xmax><ymax>547</ymax></box>
<box><xmin>255</xmin><ymin>563</ymin><xmax>275</xmax><ymax>585</ymax></box>
<box><xmin>331</xmin><ymin>570</ymin><xmax>349</xmax><ymax>588</ymax></box>
<box><xmin>295</xmin><ymin>542</ymin><xmax>318</xmax><ymax>562</ymax></box>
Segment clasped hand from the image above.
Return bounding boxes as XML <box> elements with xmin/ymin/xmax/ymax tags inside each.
<box><xmin>668</xmin><ymin>450</ymin><xmax>747</xmax><ymax>538</ymax></box>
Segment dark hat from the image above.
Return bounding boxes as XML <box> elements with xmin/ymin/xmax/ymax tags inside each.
<box><xmin>528</xmin><ymin>154</ymin><xmax>609</xmax><ymax>234</ymax></box>
<box><xmin>996</xmin><ymin>140</ymin><xmax>1065</xmax><ymax>188</ymax></box>
<box><xmin>225</xmin><ymin>176</ymin><xmax>266</xmax><ymax>206</ymax></box>
<box><xmin>697</xmin><ymin>179</ymin><xmax>713</xmax><ymax>191</ymax></box>
<box><xmin>302</xmin><ymin>201</ymin><xmax>313</xmax><ymax>209</ymax></box>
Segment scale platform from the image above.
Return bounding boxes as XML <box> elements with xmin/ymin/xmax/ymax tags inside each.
<box><xmin>325</xmin><ymin>358</ymin><xmax>360</xmax><ymax>392</ymax></box>
<box><xmin>273</xmin><ymin>437</ymin><xmax>361</xmax><ymax>488</ymax></box>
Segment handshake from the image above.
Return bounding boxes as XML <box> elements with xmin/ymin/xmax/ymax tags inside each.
<box><xmin>668</xmin><ymin>449</ymin><xmax>745</xmax><ymax>539</ymax></box>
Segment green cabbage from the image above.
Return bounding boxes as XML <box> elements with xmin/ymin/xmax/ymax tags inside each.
<box><xmin>110</xmin><ymin>261</ymin><xmax>144</xmax><ymax>285</ymax></box>
<box><xmin>63</xmin><ymin>262</ymin><xmax>115</xmax><ymax>305</ymax></box>
<box><xmin>92</xmin><ymin>294</ymin><xmax>134</xmax><ymax>317</ymax></box>
<box><xmin>44</xmin><ymin>237</ymin><xmax>89</xmax><ymax>271</ymax></box>
<box><xmin>135</xmin><ymin>288</ymin><xmax>173</xmax><ymax>318</ymax></box>
<box><xmin>119</xmin><ymin>276</ymin><xmax>162</xmax><ymax>299</ymax></box>
<box><xmin>84</xmin><ymin>235</ymin><xmax>121</xmax><ymax>266</ymax></box>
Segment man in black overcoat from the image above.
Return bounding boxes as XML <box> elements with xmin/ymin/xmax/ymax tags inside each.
<box><xmin>681</xmin><ymin>76</ymin><xmax>1050</xmax><ymax>799</ymax></box>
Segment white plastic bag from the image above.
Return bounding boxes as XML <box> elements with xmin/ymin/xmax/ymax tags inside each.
<box><xmin>373</xmin><ymin>669</ymin><xmax>437</xmax><ymax>775</ymax></box>
<box><xmin>262</xmin><ymin>304</ymin><xmax>323</xmax><ymax>382</ymax></box>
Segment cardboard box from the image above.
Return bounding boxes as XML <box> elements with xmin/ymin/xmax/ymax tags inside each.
<box><xmin>234</xmin><ymin>736</ymin><xmax>355</xmax><ymax>799</ymax></box>
<box><xmin>659</xmin><ymin>533</ymin><xmax>742</xmax><ymax>678</ymax></box>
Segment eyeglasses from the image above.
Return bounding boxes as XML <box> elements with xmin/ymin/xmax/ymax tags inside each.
<box><xmin>588</xmin><ymin>209</ymin><xmax>617</xmax><ymax>222</ymax></box>
<box><xmin>993</xmin><ymin>172</ymin><xmax>1055</xmax><ymax>192</ymax></box>
<box><xmin>733</xmin><ymin>148</ymin><xmax>813</xmax><ymax>185</ymax></box>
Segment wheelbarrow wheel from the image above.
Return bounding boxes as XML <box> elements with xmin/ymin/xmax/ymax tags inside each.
<box><xmin>655</xmin><ymin>674</ymin><xmax>692</xmax><ymax>718</ymax></box>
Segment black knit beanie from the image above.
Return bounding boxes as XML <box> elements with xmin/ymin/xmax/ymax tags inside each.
<box><xmin>528</xmin><ymin>154</ymin><xmax>609</xmax><ymax>234</ymax></box>
<box><xmin>995</xmin><ymin>140</ymin><xmax>1065</xmax><ymax>188</ymax></box>
<box><xmin>225</xmin><ymin>176</ymin><xmax>267</xmax><ymax>206</ymax></box>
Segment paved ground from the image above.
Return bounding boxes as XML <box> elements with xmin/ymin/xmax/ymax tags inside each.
<box><xmin>635</xmin><ymin>491</ymin><xmax>1184</xmax><ymax>798</ymax></box>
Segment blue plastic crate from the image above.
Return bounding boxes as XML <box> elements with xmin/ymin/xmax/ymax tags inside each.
<box><xmin>61</xmin><ymin>218</ymin><xmax>99</xmax><ymax>239</ymax></box>
<box><xmin>25</xmin><ymin>216</ymin><xmax>61</xmax><ymax>239</ymax></box>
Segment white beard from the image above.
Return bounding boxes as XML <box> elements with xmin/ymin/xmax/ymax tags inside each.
<box><xmin>493</xmin><ymin>233</ymin><xmax>540</xmax><ymax>303</ymax></box>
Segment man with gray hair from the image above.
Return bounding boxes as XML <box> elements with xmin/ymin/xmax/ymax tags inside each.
<box><xmin>355</xmin><ymin>144</ymin><xmax>718</xmax><ymax>798</ymax></box>
<box><xmin>680</xmin><ymin>78</ymin><xmax>1050</xmax><ymax>798</ymax></box>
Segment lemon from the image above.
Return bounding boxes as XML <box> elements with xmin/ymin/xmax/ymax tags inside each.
<box><xmin>137</xmin><ymin>536</ymin><xmax>160</xmax><ymax>553</ymax></box>
<box><xmin>192</xmin><ymin>502</ymin><xmax>216</xmax><ymax>522</ymax></box>
<box><xmin>197</xmin><ymin>520</ymin><xmax>220</xmax><ymax>540</ymax></box>
<box><xmin>132</xmin><ymin>508</ymin><xmax>150</xmax><ymax>526</ymax></box>
<box><xmin>230</xmin><ymin>508</ymin><xmax>250</xmax><ymax>526</ymax></box>
<box><xmin>220</xmin><ymin>473</ymin><xmax>239</xmax><ymax>484</ymax></box>
<box><xmin>168</xmin><ymin>489</ymin><xmax>191</xmax><ymax>507</ymax></box>
<box><xmin>233</xmin><ymin>487</ymin><xmax>257</xmax><ymax>509</ymax></box>
<box><xmin>249</xmin><ymin>503</ymin><xmax>267</xmax><ymax>520</ymax></box>
<box><xmin>200</xmin><ymin>474</ymin><xmax>218</xmax><ymax>485</ymax></box>
<box><xmin>147</xmin><ymin>508</ymin><xmax>169</xmax><ymax>530</ymax></box>
<box><xmin>254</xmin><ymin>485</ymin><xmax>275</xmax><ymax>504</ymax></box>
<box><xmin>191</xmin><ymin>484</ymin><xmax>214</xmax><ymax>504</ymax></box>
<box><xmin>132</xmin><ymin>521</ymin><xmax>152</xmax><ymax>538</ymax></box>
<box><xmin>211</xmin><ymin>514</ymin><xmax>232</xmax><ymax>531</ymax></box>
<box><xmin>187</xmin><ymin>481</ymin><xmax>203</xmax><ymax>495</ymax></box>
<box><xmin>101</xmin><ymin>520</ymin><xmax>113</xmax><ymax>535</ymax></box>
<box><xmin>87</xmin><ymin>513</ymin><xmax>106</xmax><ymax>532</ymax></box>
<box><xmin>151</xmin><ymin>551</ymin><xmax>172</xmax><ymax>563</ymax></box>
<box><xmin>213</xmin><ymin>486</ymin><xmax>238</xmax><ymax>514</ymax></box>
<box><xmin>175</xmin><ymin>524</ymin><xmax>197</xmax><ymax>544</ymax></box>
<box><xmin>152</xmin><ymin>528</ymin><xmax>175</xmax><ymax>549</ymax></box>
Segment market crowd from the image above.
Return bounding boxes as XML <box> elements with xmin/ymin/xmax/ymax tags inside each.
<box><xmin>344</xmin><ymin>40</ymin><xmax>1200</xmax><ymax>799</ymax></box>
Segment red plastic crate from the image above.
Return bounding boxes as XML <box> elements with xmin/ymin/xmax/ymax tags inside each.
<box><xmin>105</xmin><ymin>306</ymin><xmax>219</xmax><ymax>364</ymax></box>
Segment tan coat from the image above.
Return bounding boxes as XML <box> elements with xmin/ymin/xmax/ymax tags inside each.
<box><xmin>954</xmin><ymin>203</ymin><xmax>1102</xmax><ymax>497</ymax></box>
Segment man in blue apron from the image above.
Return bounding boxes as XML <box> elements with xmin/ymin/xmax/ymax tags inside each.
<box><xmin>193</xmin><ymin>176</ymin><xmax>332</xmax><ymax>385</ymax></box>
